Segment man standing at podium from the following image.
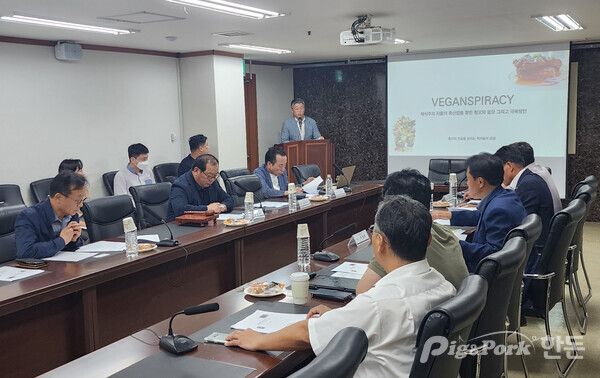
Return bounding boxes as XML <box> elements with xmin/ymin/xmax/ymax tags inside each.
<box><xmin>281</xmin><ymin>98</ymin><xmax>325</xmax><ymax>143</ymax></box>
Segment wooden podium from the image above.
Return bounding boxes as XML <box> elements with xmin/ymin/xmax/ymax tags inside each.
<box><xmin>276</xmin><ymin>139</ymin><xmax>335</xmax><ymax>184</ymax></box>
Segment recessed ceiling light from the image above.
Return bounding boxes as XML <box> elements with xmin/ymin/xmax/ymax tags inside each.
<box><xmin>533</xmin><ymin>14</ymin><xmax>583</xmax><ymax>31</ymax></box>
<box><xmin>166</xmin><ymin>0</ymin><xmax>283</xmax><ymax>19</ymax></box>
<box><xmin>0</xmin><ymin>14</ymin><xmax>133</xmax><ymax>35</ymax></box>
<box><xmin>220</xmin><ymin>43</ymin><xmax>293</xmax><ymax>54</ymax></box>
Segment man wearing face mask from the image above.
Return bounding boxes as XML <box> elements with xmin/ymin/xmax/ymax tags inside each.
<box><xmin>113</xmin><ymin>143</ymin><xmax>155</xmax><ymax>203</ymax></box>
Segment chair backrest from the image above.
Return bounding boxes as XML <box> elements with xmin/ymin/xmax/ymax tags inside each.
<box><xmin>410</xmin><ymin>275</ymin><xmax>488</xmax><ymax>378</ymax></box>
<box><xmin>568</xmin><ymin>184</ymin><xmax>596</xmax><ymax>273</ymax></box>
<box><xmin>0</xmin><ymin>184</ymin><xmax>25</xmax><ymax>207</ymax></box>
<box><xmin>220</xmin><ymin>168</ymin><xmax>251</xmax><ymax>181</ymax></box>
<box><xmin>571</xmin><ymin>175</ymin><xmax>598</xmax><ymax>199</ymax></box>
<box><xmin>153</xmin><ymin>163</ymin><xmax>179</xmax><ymax>184</ymax></box>
<box><xmin>527</xmin><ymin>199</ymin><xmax>586</xmax><ymax>312</ymax></box>
<box><xmin>30</xmin><ymin>178</ymin><xmax>53</xmax><ymax>203</ymax></box>
<box><xmin>81</xmin><ymin>195</ymin><xmax>136</xmax><ymax>242</ymax></box>
<box><xmin>503</xmin><ymin>214</ymin><xmax>542</xmax><ymax>333</ymax></box>
<box><xmin>129</xmin><ymin>183</ymin><xmax>171</xmax><ymax>229</ymax></box>
<box><xmin>0</xmin><ymin>205</ymin><xmax>27</xmax><ymax>263</ymax></box>
<box><xmin>428</xmin><ymin>159</ymin><xmax>467</xmax><ymax>185</ymax></box>
<box><xmin>287</xmin><ymin>327</ymin><xmax>368</xmax><ymax>378</ymax></box>
<box><xmin>224</xmin><ymin>175</ymin><xmax>264</xmax><ymax>207</ymax></box>
<box><xmin>449</xmin><ymin>159</ymin><xmax>467</xmax><ymax>184</ymax></box>
<box><xmin>460</xmin><ymin>236</ymin><xmax>527</xmax><ymax>378</ymax></box>
<box><xmin>102</xmin><ymin>171</ymin><xmax>118</xmax><ymax>196</ymax></box>
<box><xmin>292</xmin><ymin>164</ymin><xmax>321</xmax><ymax>184</ymax></box>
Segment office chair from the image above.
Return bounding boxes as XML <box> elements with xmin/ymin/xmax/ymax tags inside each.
<box><xmin>0</xmin><ymin>204</ymin><xmax>27</xmax><ymax>263</ymax></box>
<box><xmin>292</xmin><ymin>164</ymin><xmax>321</xmax><ymax>184</ymax></box>
<box><xmin>224</xmin><ymin>175</ymin><xmax>264</xmax><ymax>207</ymax></box>
<box><xmin>0</xmin><ymin>184</ymin><xmax>25</xmax><ymax>207</ymax></box>
<box><xmin>428</xmin><ymin>159</ymin><xmax>451</xmax><ymax>184</ymax></box>
<box><xmin>153</xmin><ymin>163</ymin><xmax>179</xmax><ymax>183</ymax></box>
<box><xmin>30</xmin><ymin>178</ymin><xmax>53</xmax><ymax>203</ymax></box>
<box><xmin>81</xmin><ymin>195</ymin><xmax>136</xmax><ymax>243</ymax></box>
<box><xmin>460</xmin><ymin>236</ymin><xmax>527</xmax><ymax>378</ymax></box>
<box><xmin>450</xmin><ymin>159</ymin><xmax>467</xmax><ymax>184</ymax></box>
<box><xmin>287</xmin><ymin>327</ymin><xmax>368</xmax><ymax>378</ymax></box>
<box><xmin>571</xmin><ymin>175</ymin><xmax>598</xmax><ymax>199</ymax></box>
<box><xmin>129</xmin><ymin>183</ymin><xmax>171</xmax><ymax>229</ymax></box>
<box><xmin>103</xmin><ymin>171</ymin><xmax>118</xmax><ymax>196</ymax></box>
<box><xmin>521</xmin><ymin>199</ymin><xmax>586</xmax><ymax>377</ymax></box>
<box><xmin>220</xmin><ymin>168</ymin><xmax>251</xmax><ymax>181</ymax></box>
<box><xmin>410</xmin><ymin>275</ymin><xmax>488</xmax><ymax>378</ymax></box>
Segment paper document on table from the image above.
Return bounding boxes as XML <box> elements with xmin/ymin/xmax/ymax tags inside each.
<box><xmin>302</xmin><ymin>176</ymin><xmax>323</xmax><ymax>194</ymax></box>
<box><xmin>434</xmin><ymin>219</ymin><xmax>451</xmax><ymax>226</ymax></box>
<box><xmin>76</xmin><ymin>241</ymin><xmax>126</xmax><ymax>253</ymax></box>
<box><xmin>452</xmin><ymin>206</ymin><xmax>478</xmax><ymax>211</ymax></box>
<box><xmin>332</xmin><ymin>262</ymin><xmax>368</xmax><ymax>275</ymax></box>
<box><xmin>332</xmin><ymin>271</ymin><xmax>363</xmax><ymax>280</ymax></box>
<box><xmin>138</xmin><ymin>234</ymin><xmax>160</xmax><ymax>242</ymax></box>
<box><xmin>469</xmin><ymin>200</ymin><xmax>481</xmax><ymax>205</ymax></box>
<box><xmin>231</xmin><ymin>310</ymin><xmax>307</xmax><ymax>334</ymax></box>
<box><xmin>218</xmin><ymin>213</ymin><xmax>244</xmax><ymax>221</ymax></box>
<box><xmin>43</xmin><ymin>251</ymin><xmax>97</xmax><ymax>262</ymax></box>
<box><xmin>452</xmin><ymin>229</ymin><xmax>469</xmax><ymax>241</ymax></box>
<box><xmin>0</xmin><ymin>266</ymin><xmax>45</xmax><ymax>282</ymax></box>
<box><xmin>256</xmin><ymin>201</ymin><xmax>288</xmax><ymax>209</ymax></box>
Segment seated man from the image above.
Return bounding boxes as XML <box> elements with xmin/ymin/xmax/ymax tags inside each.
<box><xmin>113</xmin><ymin>143</ymin><xmax>155</xmax><ymax>201</ymax></box>
<box><xmin>225</xmin><ymin>195</ymin><xmax>455</xmax><ymax>376</ymax></box>
<box><xmin>432</xmin><ymin>153</ymin><xmax>526</xmax><ymax>272</ymax></box>
<box><xmin>166</xmin><ymin>154</ymin><xmax>233</xmax><ymax>221</ymax></box>
<box><xmin>356</xmin><ymin>169</ymin><xmax>468</xmax><ymax>293</ymax></box>
<box><xmin>15</xmin><ymin>172</ymin><xmax>87</xmax><ymax>258</ymax></box>
<box><xmin>178</xmin><ymin>134</ymin><xmax>210</xmax><ymax>177</ymax></box>
<box><xmin>253</xmin><ymin>146</ymin><xmax>313</xmax><ymax>198</ymax></box>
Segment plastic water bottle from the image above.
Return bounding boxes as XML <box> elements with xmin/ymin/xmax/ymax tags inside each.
<box><xmin>430</xmin><ymin>182</ymin><xmax>435</xmax><ymax>213</ymax></box>
<box><xmin>123</xmin><ymin>216</ymin><xmax>138</xmax><ymax>259</ymax></box>
<box><xmin>297</xmin><ymin>224</ymin><xmax>310</xmax><ymax>272</ymax></box>
<box><xmin>244</xmin><ymin>192</ymin><xmax>254</xmax><ymax>222</ymax></box>
<box><xmin>288</xmin><ymin>183</ymin><xmax>297</xmax><ymax>213</ymax></box>
<box><xmin>449</xmin><ymin>173</ymin><xmax>458</xmax><ymax>208</ymax></box>
<box><xmin>325</xmin><ymin>174</ymin><xmax>333</xmax><ymax>198</ymax></box>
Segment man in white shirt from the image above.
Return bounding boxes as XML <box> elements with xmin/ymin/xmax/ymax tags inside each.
<box><xmin>113</xmin><ymin>143</ymin><xmax>155</xmax><ymax>202</ymax></box>
<box><xmin>225</xmin><ymin>195</ymin><xmax>456</xmax><ymax>377</ymax></box>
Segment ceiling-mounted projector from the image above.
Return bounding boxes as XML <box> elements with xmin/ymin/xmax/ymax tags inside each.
<box><xmin>340</xmin><ymin>14</ymin><xmax>395</xmax><ymax>45</ymax></box>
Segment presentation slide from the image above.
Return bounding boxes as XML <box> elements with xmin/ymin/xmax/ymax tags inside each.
<box><xmin>387</xmin><ymin>44</ymin><xmax>570</xmax><ymax>196</ymax></box>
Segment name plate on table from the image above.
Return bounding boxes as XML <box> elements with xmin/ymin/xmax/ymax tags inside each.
<box><xmin>348</xmin><ymin>230</ymin><xmax>371</xmax><ymax>247</ymax></box>
<box><xmin>334</xmin><ymin>188</ymin><xmax>346</xmax><ymax>198</ymax></box>
<box><xmin>253</xmin><ymin>209</ymin><xmax>265</xmax><ymax>218</ymax></box>
<box><xmin>298</xmin><ymin>198</ymin><xmax>311</xmax><ymax>209</ymax></box>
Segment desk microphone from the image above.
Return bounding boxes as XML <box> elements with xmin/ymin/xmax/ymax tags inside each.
<box><xmin>313</xmin><ymin>223</ymin><xmax>357</xmax><ymax>262</ymax></box>
<box><xmin>160</xmin><ymin>303</ymin><xmax>219</xmax><ymax>355</ymax></box>
<box><xmin>234</xmin><ymin>180</ymin><xmax>263</xmax><ymax>209</ymax></box>
<box><xmin>143</xmin><ymin>207</ymin><xmax>179</xmax><ymax>247</ymax></box>
<box><xmin>333</xmin><ymin>163</ymin><xmax>349</xmax><ymax>188</ymax></box>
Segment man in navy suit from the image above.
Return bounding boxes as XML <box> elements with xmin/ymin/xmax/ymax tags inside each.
<box><xmin>433</xmin><ymin>153</ymin><xmax>527</xmax><ymax>272</ymax></box>
<box><xmin>281</xmin><ymin>98</ymin><xmax>324</xmax><ymax>143</ymax></box>
<box><xmin>15</xmin><ymin>172</ymin><xmax>87</xmax><ymax>258</ymax></box>
<box><xmin>253</xmin><ymin>147</ymin><xmax>314</xmax><ymax>198</ymax></box>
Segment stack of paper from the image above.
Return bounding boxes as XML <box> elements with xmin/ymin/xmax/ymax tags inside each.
<box><xmin>231</xmin><ymin>310</ymin><xmax>307</xmax><ymax>334</ymax></box>
<box><xmin>76</xmin><ymin>241</ymin><xmax>126</xmax><ymax>253</ymax></box>
<box><xmin>43</xmin><ymin>251</ymin><xmax>97</xmax><ymax>262</ymax></box>
<box><xmin>0</xmin><ymin>266</ymin><xmax>45</xmax><ymax>282</ymax></box>
<box><xmin>332</xmin><ymin>262</ymin><xmax>368</xmax><ymax>280</ymax></box>
<box><xmin>302</xmin><ymin>176</ymin><xmax>323</xmax><ymax>195</ymax></box>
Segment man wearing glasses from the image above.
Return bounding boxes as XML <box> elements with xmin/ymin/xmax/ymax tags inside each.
<box><xmin>15</xmin><ymin>171</ymin><xmax>87</xmax><ymax>258</ymax></box>
<box><xmin>166</xmin><ymin>154</ymin><xmax>233</xmax><ymax>221</ymax></box>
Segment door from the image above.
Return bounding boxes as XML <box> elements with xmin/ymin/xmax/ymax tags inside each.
<box><xmin>244</xmin><ymin>73</ymin><xmax>259</xmax><ymax>171</ymax></box>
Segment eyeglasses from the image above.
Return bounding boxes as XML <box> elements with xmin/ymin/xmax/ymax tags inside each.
<box><xmin>62</xmin><ymin>194</ymin><xmax>86</xmax><ymax>205</ymax></box>
<box><xmin>202</xmin><ymin>171</ymin><xmax>220</xmax><ymax>180</ymax></box>
<box><xmin>367</xmin><ymin>224</ymin><xmax>375</xmax><ymax>233</ymax></box>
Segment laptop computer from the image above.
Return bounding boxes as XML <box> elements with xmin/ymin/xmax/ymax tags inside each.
<box><xmin>335</xmin><ymin>165</ymin><xmax>356</xmax><ymax>188</ymax></box>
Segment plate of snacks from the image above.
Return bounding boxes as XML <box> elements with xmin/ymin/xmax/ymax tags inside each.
<box><xmin>309</xmin><ymin>195</ymin><xmax>328</xmax><ymax>202</ymax></box>
<box><xmin>244</xmin><ymin>281</ymin><xmax>286</xmax><ymax>297</ymax></box>
<box><xmin>432</xmin><ymin>201</ymin><xmax>451</xmax><ymax>208</ymax></box>
<box><xmin>223</xmin><ymin>218</ymin><xmax>249</xmax><ymax>227</ymax></box>
<box><xmin>138</xmin><ymin>243</ymin><xmax>157</xmax><ymax>252</ymax></box>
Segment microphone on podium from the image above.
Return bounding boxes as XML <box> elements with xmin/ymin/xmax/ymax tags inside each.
<box><xmin>313</xmin><ymin>223</ymin><xmax>357</xmax><ymax>262</ymax></box>
<box><xmin>159</xmin><ymin>303</ymin><xmax>219</xmax><ymax>355</ymax></box>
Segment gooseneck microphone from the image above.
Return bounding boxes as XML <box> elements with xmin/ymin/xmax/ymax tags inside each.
<box><xmin>234</xmin><ymin>180</ymin><xmax>263</xmax><ymax>209</ymax></box>
<box><xmin>159</xmin><ymin>303</ymin><xmax>220</xmax><ymax>355</ymax></box>
<box><xmin>313</xmin><ymin>223</ymin><xmax>358</xmax><ymax>262</ymax></box>
<box><xmin>142</xmin><ymin>207</ymin><xmax>179</xmax><ymax>247</ymax></box>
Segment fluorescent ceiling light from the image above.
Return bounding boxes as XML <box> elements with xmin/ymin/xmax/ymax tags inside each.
<box><xmin>220</xmin><ymin>43</ymin><xmax>293</xmax><ymax>54</ymax></box>
<box><xmin>533</xmin><ymin>14</ymin><xmax>583</xmax><ymax>31</ymax></box>
<box><xmin>0</xmin><ymin>14</ymin><xmax>132</xmax><ymax>35</ymax></box>
<box><xmin>394</xmin><ymin>39</ymin><xmax>411</xmax><ymax>44</ymax></box>
<box><xmin>166</xmin><ymin>0</ymin><xmax>283</xmax><ymax>19</ymax></box>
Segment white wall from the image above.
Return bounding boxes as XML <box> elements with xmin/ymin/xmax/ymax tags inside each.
<box><xmin>248</xmin><ymin>64</ymin><xmax>294</xmax><ymax>163</ymax></box>
<box><xmin>0</xmin><ymin>43</ymin><xmax>182</xmax><ymax>204</ymax></box>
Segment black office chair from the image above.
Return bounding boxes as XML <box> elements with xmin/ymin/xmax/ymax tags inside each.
<box><xmin>220</xmin><ymin>168</ymin><xmax>251</xmax><ymax>181</ymax></box>
<box><xmin>0</xmin><ymin>184</ymin><xmax>25</xmax><ymax>207</ymax></box>
<box><xmin>460</xmin><ymin>236</ymin><xmax>527</xmax><ymax>378</ymax></box>
<box><xmin>566</xmin><ymin>184</ymin><xmax>597</xmax><ymax>334</ymax></box>
<box><xmin>428</xmin><ymin>159</ymin><xmax>451</xmax><ymax>184</ymax></box>
<box><xmin>410</xmin><ymin>275</ymin><xmax>488</xmax><ymax>378</ymax></box>
<box><xmin>292</xmin><ymin>164</ymin><xmax>321</xmax><ymax>184</ymax></box>
<box><xmin>287</xmin><ymin>327</ymin><xmax>368</xmax><ymax>378</ymax></box>
<box><xmin>30</xmin><ymin>178</ymin><xmax>53</xmax><ymax>203</ymax></box>
<box><xmin>224</xmin><ymin>175</ymin><xmax>264</xmax><ymax>207</ymax></box>
<box><xmin>0</xmin><ymin>205</ymin><xmax>26</xmax><ymax>263</ymax></box>
<box><xmin>81</xmin><ymin>195</ymin><xmax>136</xmax><ymax>243</ymax></box>
<box><xmin>521</xmin><ymin>199</ymin><xmax>586</xmax><ymax>377</ymax></box>
<box><xmin>129</xmin><ymin>183</ymin><xmax>171</xmax><ymax>229</ymax></box>
<box><xmin>450</xmin><ymin>159</ymin><xmax>467</xmax><ymax>184</ymax></box>
<box><xmin>103</xmin><ymin>171</ymin><xmax>118</xmax><ymax>196</ymax></box>
<box><xmin>153</xmin><ymin>163</ymin><xmax>179</xmax><ymax>184</ymax></box>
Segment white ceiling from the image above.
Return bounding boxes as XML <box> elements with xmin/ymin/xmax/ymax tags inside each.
<box><xmin>1</xmin><ymin>0</ymin><xmax>599</xmax><ymax>63</ymax></box>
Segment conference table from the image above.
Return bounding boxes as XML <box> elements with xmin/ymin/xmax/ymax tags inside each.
<box><xmin>0</xmin><ymin>182</ymin><xmax>382</xmax><ymax>377</ymax></box>
<box><xmin>42</xmin><ymin>234</ymin><xmax>367</xmax><ymax>378</ymax></box>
